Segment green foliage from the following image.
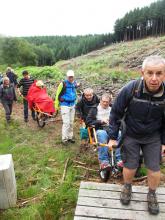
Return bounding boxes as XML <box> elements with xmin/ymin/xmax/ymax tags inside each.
<box><xmin>0</xmin><ymin>34</ymin><xmax>115</xmax><ymax>67</ymax></box>
<box><xmin>14</xmin><ymin>66</ymin><xmax>63</xmax><ymax>80</ymax></box>
<box><xmin>139</xmin><ymin>167</ymin><xmax>147</xmax><ymax>176</ymax></box>
<box><xmin>0</xmin><ymin>37</ymin><xmax>37</xmax><ymax>66</ymax></box>
<box><xmin>40</xmin><ymin>181</ymin><xmax>77</xmax><ymax>219</ymax></box>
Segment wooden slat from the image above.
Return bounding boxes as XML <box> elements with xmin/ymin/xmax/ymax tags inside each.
<box><xmin>77</xmin><ymin>196</ymin><xmax>165</xmax><ymax>212</ymax></box>
<box><xmin>79</xmin><ymin>188</ymin><xmax>165</xmax><ymax>202</ymax></box>
<box><xmin>80</xmin><ymin>182</ymin><xmax>165</xmax><ymax>194</ymax></box>
<box><xmin>75</xmin><ymin>182</ymin><xmax>165</xmax><ymax>219</ymax></box>
<box><xmin>74</xmin><ymin>217</ymin><xmax>108</xmax><ymax>220</ymax></box>
<box><xmin>75</xmin><ymin>206</ymin><xmax>165</xmax><ymax>220</ymax></box>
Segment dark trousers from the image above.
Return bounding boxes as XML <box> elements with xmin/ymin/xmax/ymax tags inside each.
<box><xmin>23</xmin><ymin>99</ymin><xmax>35</xmax><ymax>119</ymax></box>
<box><xmin>2</xmin><ymin>101</ymin><xmax>13</xmax><ymax>121</ymax></box>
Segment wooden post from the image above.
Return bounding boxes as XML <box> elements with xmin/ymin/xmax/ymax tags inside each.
<box><xmin>0</xmin><ymin>154</ymin><xmax>17</xmax><ymax>209</ymax></box>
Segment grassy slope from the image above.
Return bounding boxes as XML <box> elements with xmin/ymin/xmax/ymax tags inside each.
<box><xmin>1</xmin><ymin>36</ymin><xmax>165</xmax><ymax>219</ymax></box>
<box><xmin>56</xmin><ymin>36</ymin><xmax>165</xmax><ymax>82</ymax></box>
<box><xmin>0</xmin><ymin>105</ymin><xmax>80</xmax><ymax>220</ymax></box>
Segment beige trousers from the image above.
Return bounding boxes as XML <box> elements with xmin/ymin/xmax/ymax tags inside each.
<box><xmin>61</xmin><ymin>105</ymin><xmax>75</xmax><ymax>141</ymax></box>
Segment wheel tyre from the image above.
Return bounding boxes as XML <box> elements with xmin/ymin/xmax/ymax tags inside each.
<box><xmin>99</xmin><ymin>169</ymin><xmax>110</xmax><ymax>182</ymax></box>
<box><xmin>36</xmin><ymin>115</ymin><xmax>46</xmax><ymax>128</ymax></box>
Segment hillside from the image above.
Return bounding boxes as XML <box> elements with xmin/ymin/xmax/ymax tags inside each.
<box><xmin>5</xmin><ymin>36</ymin><xmax>165</xmax><ymax>98</ymax></box>
<box><xmin>56</xmin><ymin>36</ymin><xmax>165</xmax><ymax>94</ymax></box>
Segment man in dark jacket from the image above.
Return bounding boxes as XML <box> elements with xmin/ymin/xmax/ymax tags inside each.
<box><xmin>17</xmin><ymin>70</ymin><xmax>35</xmax><ymax>122</ymax></box>
<box><xmin>6</xmin><ymin>67</ymin><xmax>18</xmax><ymax>87</ymax></box>
<box><xmin>76</xmin><ymin>88</ymin><xmax>100</xmax><ymax>124</ymax></box>
<box><xmin>0</xmin><ymin>77</ymin><xmax>17</xmax><ymax>122</ymax></box>
<box><xmin>108</xmin><ymin>55</ymin><xmax>165</xmax><ymax>215</ymax></box>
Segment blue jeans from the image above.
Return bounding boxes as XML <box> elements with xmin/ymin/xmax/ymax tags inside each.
<box><xmin>96</xmin><ymin>130</ymin><xmax>121</xmax><ymax>165</ymax></box>
<box><xmin>23</xmin><ymin>99</ymin><xmax>35</xmax><ymax>119</ymax></box>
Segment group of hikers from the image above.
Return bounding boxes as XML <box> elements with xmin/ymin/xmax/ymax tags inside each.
<box><xmin>0</xmin><ymin>55</ymin><xmax>165</xmax><ymax>215</ymax></box>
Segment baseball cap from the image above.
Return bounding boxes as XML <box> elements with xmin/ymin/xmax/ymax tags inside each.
<box><xmin>66</xmin><ymin>70</ymin><xmax>74</xmax><ymax>77</ymax></box>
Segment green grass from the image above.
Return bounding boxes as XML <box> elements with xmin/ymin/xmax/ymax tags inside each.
<box><xmin>0</xmin><ymin>114</ymin><xmax>82</xmax><ymax>220</ymax></box>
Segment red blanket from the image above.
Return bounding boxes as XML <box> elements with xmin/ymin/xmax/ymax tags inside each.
<box><xmin>27</xmin><ymin>82</ymin><xmax>55</xmax><ymax>114</ymax></box>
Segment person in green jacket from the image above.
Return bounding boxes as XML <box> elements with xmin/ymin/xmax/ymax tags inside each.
<box><xmin>55</xmin><ymin>70</ymin><xmax>79</xmax><ymax>145</ymax></box>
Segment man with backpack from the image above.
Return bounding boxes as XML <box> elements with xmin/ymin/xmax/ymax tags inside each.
<box><xmin>108</xmin><ymin>55</ymin><xmax>165</xmax><ymax>215</ymax></box>
<box><xmin>55</xmin><ymin>70</ymin><xmax>78</xmax><ymax>145</ymax></box>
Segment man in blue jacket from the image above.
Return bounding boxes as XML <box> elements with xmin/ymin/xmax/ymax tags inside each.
<box><xmin>55</xmin><ymin>70</ymin><xmax>78</xmax><ymax>145</ymax></box>
<box><xmin>108</xmin><ymin>55</ymin><xmax>165</xmax><ymax>215</ymax></box>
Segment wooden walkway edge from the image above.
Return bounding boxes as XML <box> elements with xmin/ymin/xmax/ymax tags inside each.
<box><xmin>74</xmin><ymin>181</ymin><xmax>165</xmax><ymax>220</ymax></box>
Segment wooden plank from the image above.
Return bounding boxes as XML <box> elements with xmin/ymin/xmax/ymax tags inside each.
<box><xmin>74</xmin><ymin>217</ymin><xmax>108</xmax><ymax>220</ymax></box>
<box><xmin>80</xmin><ymin>182</ymin><xmax>165</xmax><ymax>194</ymax></box>
<box><xmin>77</xmin><ymin>196</ymin><xmax>165</xmax><ymax>212</ymax></box>
<box><xmin>75</xmin><ymin>206</ymin><xmax>165</xmax><ymax>220</ymax></box>
<box><xmin>79</xmin><ymin>188</ymin><xmax>165</xmax><ymax>202</ymax></box>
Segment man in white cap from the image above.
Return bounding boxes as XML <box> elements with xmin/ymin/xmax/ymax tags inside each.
<box><xmin>55</xmin><ymin>70</ymin><xmax>78</xmax><ymax>145</ymax></box>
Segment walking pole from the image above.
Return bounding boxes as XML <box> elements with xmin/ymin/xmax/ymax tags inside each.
<box><xmin>111</xmin><ymin>148</ymin><xmax>114</xmax><ymax>167</ymax></box>
<box><xmin>87</xmin><ymin>127</ymin><xmax>93</xmax><ymax>144</ymax></box>
<box><xmin>93</xmin><ymin>127</ymin><xmax>98</xmax><ymax>144</ymax></box>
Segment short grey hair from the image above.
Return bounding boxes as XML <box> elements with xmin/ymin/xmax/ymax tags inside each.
<box><xmin>101</xmin><ymin>93</ymin><xmax>112</xmax><ymax>101</ymax></box>
<box><xmin>6</xmin><ymin>67</ymin><xmax>11</xmax><ymax>72</ymax></box>
<box><xmin>84</xmin><ymin>88</ymin><xmax>94</xmax><ymax>94</ymax></box>
<box><xmin>142</xmin><ymin>55</ymin><xmax>165</xmax><ymax>70</ymax></box>
<box><xmin>3</xmin><ymin>76</ymin><xmax>10</xmax><ymax>83</ymax></box>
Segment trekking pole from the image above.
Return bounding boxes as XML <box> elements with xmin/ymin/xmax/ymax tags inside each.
<box><xmin>87</xmin><ymin>127</ymin><xmax>93</xmax><ymax>144</ymax></box>
<box><xmin>93</xmin><ymin>127</ymin><xmax>98</xmax><ymax>144</ymax></box>
<box><xmin>111</xmin><ymin>148</ymin><xmax>114</xmax><ymax>167</ymax></box>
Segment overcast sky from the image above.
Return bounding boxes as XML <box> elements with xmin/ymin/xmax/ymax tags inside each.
<box><xmin>0</xmin><ymin>0</ymin><xmax>156</xmax><ymax>37</ymax></box>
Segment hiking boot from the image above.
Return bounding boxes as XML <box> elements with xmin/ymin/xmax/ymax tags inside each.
<box><xmin>69</xmin><ymin>139</ymin><xmax>75</xmax><ymax>143</ymax></box>
<box><xmin>62</xmin><ymin>140</ymin><xmax>69</xmax><ymax>146</ymax></box>
<box><xmin>99</xmin><ymin>163</ymin><xmax>111</xmax><ymax>182</ymax></box>
<box><xmin>120</xmin><ymin>184</ymin><xmax>132</xmax><ymax>205</ymax></box>
<box><xmin>68</xmin><ymin>139</ymin><xmax>75</xmax><ymax>143</ymax></box>
<box><xmin>24</xmin><ymin>118</ymin><xmax>28</xmax><ymax>123</ymax></box>
<box><xmin>147</xmin><ymin>191</ymin><xmax>159</xmax><ymax>215</ymax></box>
<box><xmin>6</xmin><ymin>119</ymin><xmax>11</xmax><ymax>124</ymax></box>
<box><xmin>32</xmin><ymin>116</ymin><xmax>37</xmax><ymax>121</ymax></box>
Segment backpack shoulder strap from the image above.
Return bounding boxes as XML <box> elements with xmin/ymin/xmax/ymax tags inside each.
<box><xmin>126</xmin><ymin>78</ymin><xmax>142</xmax><ymax>107</ymax></box>
<box><xmin>58</xmin><ymin>80</ymin><xmax>66</xmax><ymax>101</ymax></box>
<box><xmin>119</xmin><ymin>79</ymin><xmax>142</xmax><ymax>146</ymax></box>
<box><xmin>122</xmin><ymin>79</ymin><xmax>142</xmax><ymax>119</ymax></box>
<box><xmin>130</xmin><ymin>78</ymin><xmax>141</xmax><ymax>99</ymax></box>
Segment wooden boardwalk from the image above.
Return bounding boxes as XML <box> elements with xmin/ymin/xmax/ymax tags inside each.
<box><xmin>74</xmin><ymin>181</ymin><xmax>165</xmax><ymax>220</ymax></box>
